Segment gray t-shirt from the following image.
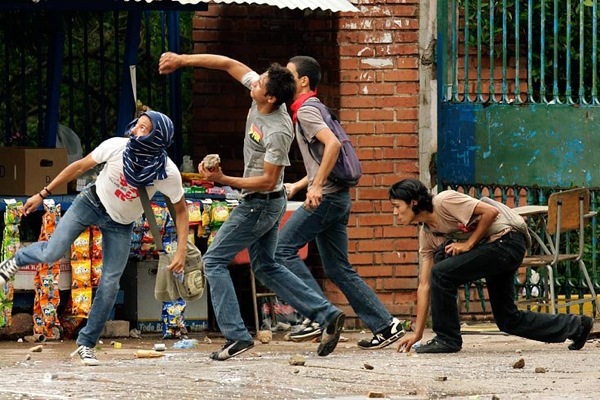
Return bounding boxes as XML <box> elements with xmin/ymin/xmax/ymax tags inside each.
<box><xmin>295</xmin><ymin>98</ymin><xmax>345</xmax><ymax>194</ymax></box>
<box><xmin>240</xmin><ymin>71</ymin><xmax>294</xmax><ymax>195</ymax></box>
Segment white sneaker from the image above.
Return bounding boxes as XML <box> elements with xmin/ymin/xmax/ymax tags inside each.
<box><xmin>0</xmin><ymin>257</ymin><xmax>20</xmax><ymax>286</ymax></box>
<box><xmin>358</xmin><ymin>317</ymin><xmax>406</xmax><ymax>350</ymax></box>
<box><xmin>70</xmin><ymin>345</ymin><xmax>100</xmax><ymax>366</ymax></box>
<box><xmin>289</xmin><ymin>318</ymin><xmax>322</xmax><ymax>342</ymax></box>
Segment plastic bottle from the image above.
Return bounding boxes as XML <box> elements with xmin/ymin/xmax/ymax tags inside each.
<box><xmin>180</xmin><ymin>155</ymin><xmax>195</xmax><ymax>173</ymax></box>
<box><xmin>173</xmin><ymin>338</ymin><xmax>198</xmax><ymax>349</ymax></box>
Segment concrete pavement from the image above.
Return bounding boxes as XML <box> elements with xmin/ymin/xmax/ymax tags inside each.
<box><xmin>0</xmin><ymin>324</ymin><xmax>598</xmax><ymax>399</ymax></box>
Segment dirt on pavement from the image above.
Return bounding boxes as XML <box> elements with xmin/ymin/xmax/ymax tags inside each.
<box><xmin>0</xmin><ymin>326</ymin><xmax>598</xmax><ymax>400</ymax></box>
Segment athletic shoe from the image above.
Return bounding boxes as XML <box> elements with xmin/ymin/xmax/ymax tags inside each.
<box><xmin>0</xmin><ymin>257</ymin><xmax>20</xmax><ymax>286</ymax></box>
<box><xmin>70</xmin><ymin>345</ymin><xmax>100</xmax><ymax>366</ymax></box>
<box><xmin>415</xmin><ymin>337</ymin><xmax>461</xmax><ymax>354</ymax></box>
<box><xmin>289</xmin><ymin>319</ymin><xmax>322</xmax><ymax>342</ymax></box>
<box><xmin>568</xmin><ymin>315</ymin><xmax>594</xmax><ymax>350</ymax></box>
<box><xmin>358</xmin><ymin>317</ymin><xmax>406</xmax><ymax>350</ymax></box>
<box><xmin>210</xmin><ymin>339</ymin><xmax>254</xmax><ymax>361</ymax></box>
<box><xmin>317</xmin><ymin>311</ymin><xmax>345</xmax><ymax>357</ymax></box>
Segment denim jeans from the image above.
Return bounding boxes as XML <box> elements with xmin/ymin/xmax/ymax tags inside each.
<box><xmin>15</xmin><ymin>186</ymin><xmax>134</xmax><ymax>348</ymax></box>
<box><xmin>430</xmin><ymin>231</ymin><xmax>582</xmax><ymax>348</ymax></box>
<box><xmin>275</xmin><ymin>190</ymin><xmax>392</xmax><ymax>334</ymax></box>
<box><xmin>203</xmin><ymin>195</ymin><xmax>342</xmax><ymax>342</ymax></box>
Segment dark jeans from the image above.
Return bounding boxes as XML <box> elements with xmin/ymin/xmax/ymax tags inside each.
<box><xmin>430</xmin><ymin>231</ymin><xmax>582</xmax><ymax>348</ymax></box>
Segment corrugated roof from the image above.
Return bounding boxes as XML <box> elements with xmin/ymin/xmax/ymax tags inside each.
<box><xmin>126</xmin><ymin>0</ymin><xmax>359</xmax><ymax>13</ymax></box>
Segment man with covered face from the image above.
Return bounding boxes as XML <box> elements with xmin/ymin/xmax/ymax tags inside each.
<box><xmin>0</xmin><ymin>111</ymin><xmax>189</xmax><ymax>366</ymax></box>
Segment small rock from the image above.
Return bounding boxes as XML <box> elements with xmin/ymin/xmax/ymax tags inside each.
<box><xmin>25</xmin><ymin>354</ymin><xmax>31</xmax><ymax>360</ymax></box>
<box><xmin>43</xmin><ymin>373</ymin><xmax>57</xmax><ymax>382</ymax></box>
<box><xmin>515</xmin><ymin>349</ymin><xmax>522</xmax><ymax>354</ymax></box>
<box><xmin>534</xmin><ymin>367</ymin><xmax>547</xmax><ymax>373</ymax></box>
<box><xmin>293</xmin><ymin>368</ymin><xmax>300</xmax><ymax>374</ymax></box>
<box><xmin>435</xmin><ymin>376</ymin><xmax>447</xmax><ymax>381</ymax></box>
<box><xmin>513</xmin><ymin>358</ymin><xmax>525</xmax><ymax>369</ymax></box>
<box><xmin>367</xmin><ymin>391</ymin><xmax>386</xmax><ymax>398</ymax></box>
<box><xmin>203</xmin><ymin>336</ymin><xmax>212</xmax><ymax>344</ymax></box>
<box><xmin>17</xmin><ymin>338</ymin><xmax>23</xmax><ymax>343</ymax></box>
<box><xmin>492</xmin><ymin>395</ymin><xmax>500</xmax><ymax>400</ymax></box>
<box><xmin>363</xmin><ymin>363</ymin><xmax>374</xmax><ymax>370</ymax></box>
<box><xmin>29</xmin><ymin>345</ymin><xmax>43</xmax><ymax>353</ymax></box>
<box><xmin>24</xmin><ymin>335</ymin><xmax>37</xmax><ymax>343</ymax></box>
<box><xmin>288</xmin><ymin>354</ymin><xmax>306</xmax><ymax>366</ymax></box>
<box><xmin>256</xmin><ymin>330</ymin><xmax>272</xmax><ymax>344</ymax></box>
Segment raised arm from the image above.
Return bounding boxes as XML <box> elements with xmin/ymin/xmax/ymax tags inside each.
<box><xmin>158</xmin><ymin>52</ymin><xmax>252</xmax><ymax>83</ymax></box>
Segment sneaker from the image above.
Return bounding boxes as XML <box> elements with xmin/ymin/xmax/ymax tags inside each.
<box><xmin>415</xmin><ymin>337</ymin><xmax>461</xmax><ymax>354</ymax></box>
<box><xmin>0</xmin><ymin>257</ymin><xmax>20</xmax><ymax>286</ymax></box>
<box><xmin>568</xmin><ymin>315</ymin><xmax>594</xmax><ymax>350</ymax></box>
<box><xmin>290</xmin><ymin>319</ymin><xmax>322</xmax><ymax>342</ymax></box>
<box><xmin>210</xmin><ymin>339</ymin><xmax>254</xmax><ymax>361</ymax></box>
<box><xmin>317</xmin><ymin>311</ymin><xmax>345</xmax><ymax>357</ymax></box>
<box><xmin>70</xmin><ymin>345</ymin><xmax>100</xmax><ymax>366</ymax></box>
<box><xmin>358</xmin><ymin>317</ymin><xmax>406</xmax><ymax>350</ymax></box>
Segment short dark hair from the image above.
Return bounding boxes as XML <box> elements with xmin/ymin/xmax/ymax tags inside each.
<box><xmin>265</xmin><ymin>63</ymin><xmax>296</xmax><ymax>107</ymax></box>
<box><xmin>288</xmin><ymin>55</ymin><xmax>321</xmax><ymax>91</ymax></box>
<box><xmin>389</xmin><ymin>179</ymin><xmax>434</xmax><ymax>214</ymax></box>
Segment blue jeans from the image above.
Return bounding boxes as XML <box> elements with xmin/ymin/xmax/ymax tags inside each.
<box><xmin>203</xmin><ymin>195</ymin><xmax>342</xmax><ymax>342</ymax></box>
<box><xmin>275</xmin><ymin>190</ymin><xmax>392</xmax><ymax>334</ymax></box>
<box><xmin>430</xmin><ymin>231</ymin><xmax>582</xmax><ymax>348</ymax></box>
<box><xmin>15</xmin><ymin>186</ymin><xmax>134</xmax><ymax>348</ymax></box>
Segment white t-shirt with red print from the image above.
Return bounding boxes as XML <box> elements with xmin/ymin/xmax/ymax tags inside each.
<box><xmin>91</xmin><ymin>137</ymin><xmax>183</xmax><ymax>225</ymax></box>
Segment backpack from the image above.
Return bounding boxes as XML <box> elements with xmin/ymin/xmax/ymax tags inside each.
<box><xmin>298</xmin><ymin>101</ymin><xmax>362</xmax><ymax>187</ymax></box>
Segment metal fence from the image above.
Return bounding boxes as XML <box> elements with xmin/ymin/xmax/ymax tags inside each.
<box><xmin>440</xmin><ymin>0</ymin><xmax>600</xmax><ymax>105</ymax></box>
<box><xmin>0</xmin><ymin>10</ymin><xmax>193</xmax><ymax>162</ymax></box>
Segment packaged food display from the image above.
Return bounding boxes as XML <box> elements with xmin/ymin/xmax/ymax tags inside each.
<box><xmin>90</xmin><ymin>226</ymin><xmax>103</xmax><ymax>287</ymax></box>
<box><xmin>0</xmin><ymin>201</ymin><xmax>20</xmax><ymax>328</ymax></box>
<box><xmin>32</xmin><ymin>201</ymin><xmax>62</xmax><ymax>339</ymax></box>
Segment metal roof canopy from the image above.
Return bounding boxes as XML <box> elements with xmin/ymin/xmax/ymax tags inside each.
<box><xmin>127</xmin><ymin>0</ymin><xmax>359</xmax><ymax>12</ymax></box>
<box><xmin>1</xmin><ymin>0</ymin><xmax>358</xmax><ymax>12</ymax></box>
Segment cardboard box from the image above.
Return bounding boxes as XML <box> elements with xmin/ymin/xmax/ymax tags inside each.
<box><xmin>0</xmin><ymin>147</ymin><xmax>68</xmax><ymax>195</ymax></box>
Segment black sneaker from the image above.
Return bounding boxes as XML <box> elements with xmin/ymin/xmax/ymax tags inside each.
<box><xmin>290</xmin><ymin>318</ymin><xmax>322</xmax><ymax>342</ymax></box>
<box><xmin>70</xmin><ymin>345</ymin><xmax>100</xmax><ymax>366</ymax></box>
<box><xmin>415</xmin><ymin>338</ymin><xmax>461</xmax><ymax>354</ymax></box>
<box><xmin>568</xmin><ymin>315</ymin><xmax>594</xmax><ymax>350</ymax></box>
<box><xmin>210</xmin><ymin>339</ymin><xmax>254</xmax><ymax>361</ymax></box>
<box><xmin>358</xmin><ymin>317</ymin><xmax>406</xmax><ymax>350</ymax></box>
<box><xmin>317</xmin><ymin>311</ymin><xmax>345</xmax><ymax>357</ymax></box>
<box><xmin>0</xmin><ymin>257</ymin><xmax>20</xmax><ymax>286</ymax></box>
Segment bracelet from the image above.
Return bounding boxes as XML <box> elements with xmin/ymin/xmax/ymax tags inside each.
<box><xmin>43</xmin><ymin>186</ymin><xmax>52</xmax><ymax>196</ymax></box>
<box><xmin>38</xmin><ymin>191</ymin><xmax>47</xmax><ymax>199</ymax></box>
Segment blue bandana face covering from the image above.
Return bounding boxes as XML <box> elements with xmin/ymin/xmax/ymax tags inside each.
<box><xmin>122</xmin><ymin>110</ymin><xmax>174</xmax><ymax>187</ymax></box>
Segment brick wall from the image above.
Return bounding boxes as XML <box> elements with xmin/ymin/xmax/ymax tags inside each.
<box><xmin>190</xmin><ymin>1</ymin><xmax>422</xmax><ymax>329</ymax></box>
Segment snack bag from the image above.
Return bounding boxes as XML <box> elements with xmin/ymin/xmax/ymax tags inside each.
<box><xmin>71</xmin><ymin>228</ymin><xmax>91</xmax><ymax>261</ymax></box>
<box><xmin>71</xmin><ymin>287</ymin><xmax>92</xmax><ymax>318</ymax></box>
<box><xmin>71</xmin><ymin>259</ymin><xmax>92</xmax><ymax>289</ymax></box>
<box><xmin>187</xmin><ymin>201</ymin><xmax>202</xmax><ymax>224</ymax></box>
<box><xmin>161</xmin><ymin>299</ymin><xmax>188</xmax><ymax>339</ymax></box>
<box><xmin>91</xmin><ymin>226</ymin><xmax>103</xmax><ymax>260</ymax></box>
<box><xmin>91</xmin><ymin>258</ymin><xmax>103</xmax><ymax>287</ymax></box>
<box><xmin>210</xmin><ymin>201</ymin><xmax>230</xmax><ymax>229</ymax></box>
